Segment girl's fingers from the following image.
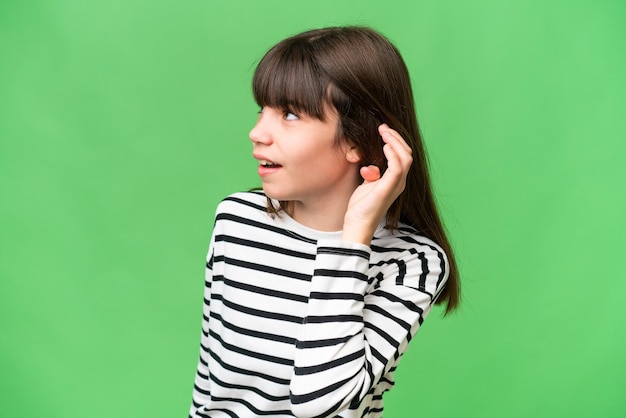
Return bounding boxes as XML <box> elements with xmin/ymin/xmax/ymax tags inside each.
<box><xmin>378</xmin><ymin>124</ymin><xmax>413</xmax><ymax>173</ymax></box>
<box><xmin>379</xmin><ymin>124</ymin><xmax>412</xmax><ymax>156</ymax></box>
<box><xmin>382</xmin><ymin>143</ymin><xmax>403</xmax><ymax>176</ymax></box>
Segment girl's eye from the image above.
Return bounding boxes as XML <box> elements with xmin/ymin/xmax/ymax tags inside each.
<box><xmin>284</xmin><ymin>111</ymin><xmax>299</xmax><ymax>121</ymax></box>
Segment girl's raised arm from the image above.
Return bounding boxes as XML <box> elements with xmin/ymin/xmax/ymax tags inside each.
<box><xmin>290</xmin><ymin>233</ymin><xmax>447</xmax><ymax>417</ymax></box>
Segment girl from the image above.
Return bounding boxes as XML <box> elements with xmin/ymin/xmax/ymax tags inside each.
<box><xmin>190</xmin><ymin>26</ymin><xmax>459</xmax><ymax>418</ymax></box>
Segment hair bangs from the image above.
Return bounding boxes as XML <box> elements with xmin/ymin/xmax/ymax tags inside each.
<box><xmin>253</xmin><ymin>39</ymin><xmax>330</xmax><ymax>120</ymax></box>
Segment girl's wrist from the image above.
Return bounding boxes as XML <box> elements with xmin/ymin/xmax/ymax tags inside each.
<box><xmin>341</xmin><ymin>220</ymin><xmax>377</xmax><ymax>246</ymax></box>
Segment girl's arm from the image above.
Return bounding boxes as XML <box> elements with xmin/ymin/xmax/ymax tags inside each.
<box><xmin>289</xmin><ymin>236</ymin><xmax>447</xmax><ymax>417</ymax></box>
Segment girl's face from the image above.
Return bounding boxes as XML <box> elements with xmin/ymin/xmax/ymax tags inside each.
<box><xmin>250</xmin><ymin>105</ymin><xmax>361</xmax><ymax>213</ymax></box>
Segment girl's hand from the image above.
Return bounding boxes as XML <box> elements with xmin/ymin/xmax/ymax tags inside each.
<box><xmin>342</xmin><ymin>124</ymin><xmax>413</xmax><ymax>245</ymax></box>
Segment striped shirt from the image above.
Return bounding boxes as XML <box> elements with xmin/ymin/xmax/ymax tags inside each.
<box><xmin>190</xmin><ymin>191</ymin><xmax>449</xmax><ymax>418</ymax></box>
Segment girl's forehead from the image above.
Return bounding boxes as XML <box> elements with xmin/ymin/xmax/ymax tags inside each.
<box><xmin>254</xmin><ymin>86</ymin><xmax>329</xmax><ymax>120</ymax></box>
<box><xmin>253</xmin><ymin>47</ymin><xmax>331</xmax><ymax>119</ymax></box>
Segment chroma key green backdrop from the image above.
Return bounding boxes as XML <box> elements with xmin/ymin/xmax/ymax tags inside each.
<box><xmin>1</xmin><ymin>1</ymin><xmax>625</xmax><ymax>417</ymax></box>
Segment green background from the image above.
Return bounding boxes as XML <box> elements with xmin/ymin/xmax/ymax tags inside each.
<box><xmin>1</xmin><ymin>1</ymin><xmax>625</xmax><ymax>417</ymax></box>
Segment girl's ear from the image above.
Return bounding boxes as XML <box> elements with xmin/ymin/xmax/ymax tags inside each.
<box><xmin>345</xmin><ymin>145</ymin><xmax>361</xmax><ymax>163</ymax></box>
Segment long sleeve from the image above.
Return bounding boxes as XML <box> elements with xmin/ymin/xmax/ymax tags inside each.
<box><xmin>188</xmin><ymin>192</ymin><xmax>449</xmax><ymax>418</ymax></box>
<box><xmin>289</xmin><ymin>237</ymin><xmax>447</xmax><ymax>418</ymax></box>
<box><xmin>189</xmin><ymin>235</ymin><xmax>215</xmax><ymax>418</ymax></box>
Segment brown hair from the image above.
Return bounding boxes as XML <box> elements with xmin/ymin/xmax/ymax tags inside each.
<box><xmin>252</xmin><ymin>26</ymin><xmax>459</xmax><ymax>313</ymax></box>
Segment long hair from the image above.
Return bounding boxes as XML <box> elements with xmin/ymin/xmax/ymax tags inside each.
<box><xmin>252</xmin><ymin>26</ymin><xmax>459</xmax><ymax>313</ymax></box>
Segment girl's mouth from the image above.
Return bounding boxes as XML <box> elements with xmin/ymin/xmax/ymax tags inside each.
<box><xmin>259</xmin><ymin>160</ymin><xmax>282</xmax><ymax>168</ymax></box>
<box><xmin>258</xmin><ymin>159</ymin><xmax>282</xmax><ymax>177</ymax></box>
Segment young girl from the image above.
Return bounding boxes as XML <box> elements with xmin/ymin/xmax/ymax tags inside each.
<box><xmin>190</xmin><ymin>26</ymin><xmax>459</xmax><ymax>418</ymax></box>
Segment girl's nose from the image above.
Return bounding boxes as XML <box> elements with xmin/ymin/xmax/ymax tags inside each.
<box><xmin>249</xmin><ymin>115</ymin><xmax>272</xmax><ymax>145</ymax></box>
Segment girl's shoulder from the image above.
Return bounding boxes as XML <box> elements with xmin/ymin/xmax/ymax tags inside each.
<box><xmin>217</xmin><ymin>190</ymin><xmax>267</xmax><ymax>210</ymax></box>
<box><xmin>211</xmin><ymin>191</ymin><xmax>272</xmax><ymax>230</ymax></box>
<box><xmin>372</xmin><ymin>223</ymin><xmax>448</xmax><ymax>265</ymax></box>
<box><xmin>371</xmin><ymin>224</ymin><xmax>450</xmax><ymax>294</ymax></box>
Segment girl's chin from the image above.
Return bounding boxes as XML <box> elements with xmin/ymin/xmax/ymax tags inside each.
<box><xmin>261</xmin><ymin>186</ymin><xmax>284</xmax><ymax>200</ymax></box>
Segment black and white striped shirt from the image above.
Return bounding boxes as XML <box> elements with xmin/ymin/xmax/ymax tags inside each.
<box><xmin>190</xmin><ymin>191</ymin><xmax>448</xmax><ymax>418</ymax></box>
